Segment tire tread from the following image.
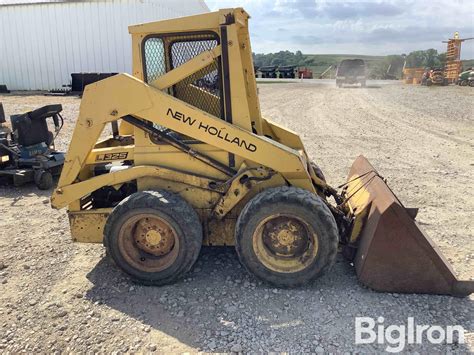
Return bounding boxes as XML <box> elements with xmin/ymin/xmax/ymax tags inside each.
<box><xmin>235</xmin><ymin>186</ymin><xmax>339</xmax><ymax>287</ymax></box>
<box><xmin>104</xmin><ymin>190</ymin><xmax>202</xmax><ymax>286</ymax></box>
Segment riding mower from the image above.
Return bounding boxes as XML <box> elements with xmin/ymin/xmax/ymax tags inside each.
<box><xmin>0</xmin><ymin>103</ymin><xmax>65</xmax><ymax>189</ymax></box>
<box><xmin>51</xmin><ymin>8</ymin><xmax>473</xmax><ymax>296</ymax></box>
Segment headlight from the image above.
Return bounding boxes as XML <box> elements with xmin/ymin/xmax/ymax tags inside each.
<box><xmin>1</xmin><ymin>155</ymin><xmax>9</xmax><ymax>163</ymax></box>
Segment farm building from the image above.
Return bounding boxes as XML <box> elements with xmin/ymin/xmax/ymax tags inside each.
<box><xmin>0</xmin><ymin>0</ymin><xmax>209</xmax><ymax>90</ymax></box>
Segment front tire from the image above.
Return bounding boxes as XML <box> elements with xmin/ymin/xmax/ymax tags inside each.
<box><xmin>34</xmin><ymin>169</ymin><xmax>53</xmax><ymax>190</ymax></box>
<box><xmin>104</xmin><ymin>190</ymin><xmax>202</xmax><ymax>285</ymax></box>
<box><xmin>235</xmin><ymin>186</ymin><xmax>339</xmax><ymax>287</ymax></box>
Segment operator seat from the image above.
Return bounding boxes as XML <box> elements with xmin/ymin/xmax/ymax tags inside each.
<box><xmin>10</xmin><ymin>104</ymin><xmax>62</xmax><ymax>147</ymax></box>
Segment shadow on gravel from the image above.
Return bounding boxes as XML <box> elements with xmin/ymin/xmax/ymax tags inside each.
<box><xmin>0</xmin><ymin>183</ymin><xmax>54</xmax><ymax>205</ymax></box>
<box><xmin>84</xmin><ymin>247</ymin><xmax>473</xmax><ymax>352</ymax></box>
<box><xmin>84</xmin><ymin>247</ymin><xmax>354</xmax><ymax>350</ymax></box>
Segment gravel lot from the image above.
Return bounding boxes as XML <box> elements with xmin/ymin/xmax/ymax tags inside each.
<box><xmin>0</xmin><ymin>81</ymin><xmax>473</xmax><ymax>353</ymax></box>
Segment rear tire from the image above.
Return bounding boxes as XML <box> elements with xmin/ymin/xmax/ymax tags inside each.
<box><xmin>235</xmin><ymin>186</ymin><xmax>339</xmax><ymax>287</ymax></box>
<box><xmin>104</xmin><ymin>190</ymin><xmax>202</xmax><ymax>285</ymax></box>
<box><xmin>459</xmin><ymin>80</ymin><xmax>467</xmax><ymax>86</ymax></box>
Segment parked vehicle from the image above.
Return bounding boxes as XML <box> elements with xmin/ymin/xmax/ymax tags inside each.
<box><xmin>457</xmin><ymin>69</ymin><xmax>472</xmax><ymax>86</ymax></box>
<box><xmin>0</xmin><ymin>103</ymin><xmax>65</xmax><ymax>189</ymax></box>
<box><xmin>468</xmin><ymin>71</ymin><xmax>474</xmax><ymax>87</ymax></box>
<box><xmin>421</xmin><ymin>68</ymin><xmax>448</xmax><ymax>86</ymax></box>
<box><xmin>336</xmin><ymin>59</ymin><xmax>366</xmax><ymax>87</ymax></box>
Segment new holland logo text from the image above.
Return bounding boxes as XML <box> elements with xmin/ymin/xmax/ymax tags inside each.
<box><xmin>167</xmin><ymin>108</ymin><xmax>257</xmax><ymax>152</ymax></box>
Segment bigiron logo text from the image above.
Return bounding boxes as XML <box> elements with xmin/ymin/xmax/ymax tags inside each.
<box><xmin>355</xmin><ymin>316</ymin><xmax>466</xmax><ymax>352</ymax></box>
<box><xmin>166</xmin><ymin>108</ymin><xmax>257</xmax><ymax>152</ymax></box>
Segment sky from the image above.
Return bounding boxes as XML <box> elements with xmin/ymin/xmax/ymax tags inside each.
<box><xmin>205</xmin><ymin>0</ymin><xmax>474</xmax><ymax>58</ymax></box>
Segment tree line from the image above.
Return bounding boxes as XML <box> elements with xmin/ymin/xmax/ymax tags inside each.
<box><xmin>252</xmin><ymin>49</ymin><xmax>449</xmax><ymax>79</ymax></box>
<box><xmin>369</xmin><ymin>50</ymin><xmax>447</xmax><ymax>79</ymax></box>
<box><xmin>253</xmin><ymin>50</ymin><xmax>315</xmax><ymax>67</ymax></box>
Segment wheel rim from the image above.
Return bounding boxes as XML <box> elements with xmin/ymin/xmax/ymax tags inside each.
<box><xmin>252</xmin><ymin>214</ymin><xmax>319</xmax><ymax>273</ymax></box>
<box><xmin>117</xmin><ymin>213</ymin><xmax>179</xmax><ymax>273</ymax></box>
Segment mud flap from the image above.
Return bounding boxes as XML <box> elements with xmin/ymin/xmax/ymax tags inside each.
<box><xmin>343</xmin><ymin>155</ymin><xmax>474</xmax><ymax>296</ymax></box>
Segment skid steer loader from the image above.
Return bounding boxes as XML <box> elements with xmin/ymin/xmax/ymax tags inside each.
<box><xmin>51</xmin><ymin>8</ymin><xmax>473</xmax><ymax>296</ymax></box>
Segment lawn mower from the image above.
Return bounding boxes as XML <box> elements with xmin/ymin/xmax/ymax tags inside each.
<box><xmin>0</xmin><ymin>103</ymin><xmax>65</xmax><ymax>189</ymax></box>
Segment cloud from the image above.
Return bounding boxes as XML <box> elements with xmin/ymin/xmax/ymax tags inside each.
<box><xmin>205</xmin><ymin>0</ymin><xmax>474</xmax><ymax>58</ymax></box>
<box><xmin>273</xmin><ymin>0</ymin><xmax>407</xmax><ymax>19</ymax></box>
<box><xmin>291</xmin><ymin>35</ymin><xmax>324</xmax><ymax>44</ymax></box>
<box><xmin>362</xmin><ymin>25</ymin><xmax>474</xmax><ymax>43</ymax></box>
<box><xmin>321</xmin><ymin>1</ymin><xmax>406</xmax><ymax>19</ymax></box>
<box><xmin>274</xmin><ymin>0</ymin><xmax>319</xmax><ymax>18</ymax></box>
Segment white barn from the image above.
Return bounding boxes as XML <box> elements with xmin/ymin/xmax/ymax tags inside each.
<box><xmin>0</xmin><ymin>0</ymin><xmax>209</xmax><ymax>90</ymax></box>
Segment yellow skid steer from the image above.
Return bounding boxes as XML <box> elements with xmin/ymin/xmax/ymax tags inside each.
<box><xmin>51</xmin><ymin>8</ymin><xmax>473</xmax><ymax>296</ymax></box>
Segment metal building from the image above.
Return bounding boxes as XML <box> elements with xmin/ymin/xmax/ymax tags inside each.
<box><xmin>0</xmin><ymin>0</ymin><xmax>209</xmax><ymax>90</ymax></box>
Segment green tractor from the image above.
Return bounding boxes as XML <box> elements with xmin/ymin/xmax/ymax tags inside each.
<box><xmin>468</xmin><ymin>71</ymin><xmax>474</xmax><ymax>87</ymax></box>
<box><xmin>457</xmin><ymin>68</ymin><xmax>472</xmax><ymax>86</ymax></box>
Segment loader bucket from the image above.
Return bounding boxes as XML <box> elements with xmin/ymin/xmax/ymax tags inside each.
<box><xmin>343</xmin><ymin>155</ymin><xmax>474</xmax><ymax>297</ymax></box>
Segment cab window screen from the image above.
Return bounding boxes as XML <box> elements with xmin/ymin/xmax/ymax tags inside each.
<box><xmin>142</xmin><ymin>33</ymin><xmax>222</xmax><ymax>118</ymax></box>
<box><xmin>143</xmin><ymin>38</ymin><xmax>166</xmax><ymax>83</ymax></box>
<box><xmin>170</xmin><ymin>36</ymin><xmax>222</xmax><ymax>118</ymax></box>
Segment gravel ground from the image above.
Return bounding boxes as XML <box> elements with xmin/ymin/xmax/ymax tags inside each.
<box><xmin>0</xmin><ymin>81</ymin><xmax>473</xmax><ymax>353</ymax></box>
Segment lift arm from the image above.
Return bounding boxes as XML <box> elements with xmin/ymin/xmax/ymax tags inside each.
<box><xmin>53</xmin><ymin>73</ymin><xmax>314</xmax><ymax>208</ymax></box>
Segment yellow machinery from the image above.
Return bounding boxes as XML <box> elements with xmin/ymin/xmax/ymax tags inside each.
<box><xmin>443</xmin><ymin>32</ymin><xmax>473</xmax><ymax>84</ymax></box>
<box><xmin>51</xmin><ymin>8</ymin><xmax>473</xmax><ymax>296</ymax></box>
